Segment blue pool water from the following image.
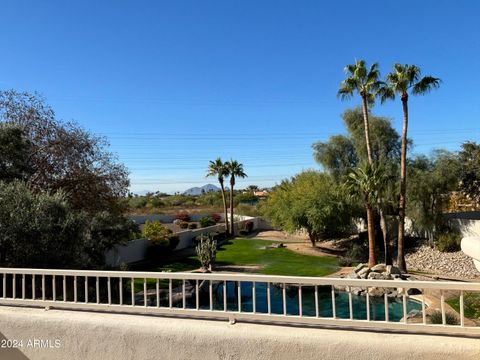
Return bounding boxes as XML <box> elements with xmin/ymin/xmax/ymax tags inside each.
<box><xmin>179</xmin><ymin>281</ymin><xmax>422</xmax><ymax>322</ymax></box>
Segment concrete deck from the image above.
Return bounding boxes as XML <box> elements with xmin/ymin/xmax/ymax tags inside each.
<box><xmin>0</xmin><ymin>306</ymin><xmax>479</xmax><ymax>360</ymax></box>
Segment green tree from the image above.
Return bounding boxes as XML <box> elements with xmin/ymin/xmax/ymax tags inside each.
<box><xmin>260</xmin><ymin>171</ymin><xmax>352</xmax><ymax>246</ymax></box>
<box><xmin>142</xmin><ymin>220</ymin><xmax>179</xmax><ymax>261</ymax></box>
<box><xmin>345</xmin><ymin>163</ymin><xmax>388</xmax><ymax>267</ymax></box>
<box><xmin>206</xmin><ymin>158</ymin><xmax>230</xmax><ymax>235</ymax></box>
<box><xmin>338</xmin><ymin>60</ymin><xmax>386</xmax><ymax>266</ymax></box>
<box><xmin>458</xmin><ymin>142</ymin><xmax>480</xmax><ymax>204</ymax></box>
<box><xmin>0</xmin><ymin>123</ymin><xmax>33</xmax><ymax>181</ymax></box>
<box><xmin>314</xmin><ymin>108</ymin><xmax>401</xmax><ymax>264</ymax></box>
<box><xmin>379</xmin><ymin>64</ymin><xmax>441</xmax><ymax>271</ymax></box>
<box><xmin>0</xmin><ymin>90</ymin><xmax>130</xmax><ymax>215</ymax></box>
<box><xmin>338</xmin><ymin>60</ymin><xmax>383</xmax><ymax>163</ymax></box>
<box><xmin>225</xmin><ymin>160</ymin><xmax>247</xmax><ymax>236</ymax></box>
<box><xmin>0</xmin><ymin>181</ymin><xmax>86</xmax><ymax>268</ymax></box>
<box><xmin>407</xmin><ymin>151</ymin><xmax>460</xmax><ymax>241</ymax></box>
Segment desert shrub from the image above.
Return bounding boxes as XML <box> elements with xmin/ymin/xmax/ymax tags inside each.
<box><xmin>430</xmin><ymin>310</ymin><xmax>459</xmax><ymax>325</ymax></box>
<box><xmin>435</xmin><ymin>229</ymin><xmax>461</xmax><ymax>252</ymax></box>
<box><xmin>236</xmin><ymin>203</ymin><xmax>259</xmax><ymax>217</ymax></box>
<box><xmin>196</xmin><ymin>236</ymin><xmax>217</xmax><ymax>271</ymax></box>
<box><xmin>188</xmin><ymin>223</ymin><xmax>198</xmax><ymax>229</ymax></box>
<box><xmin>175</xmin><ymin>211</ymin><xmax>190</xmax><ymax>222</ymax></box>
<box><xmin>210</xmin><ymin>213</ymin><xmax>221</xmax><ymax>223</ymax></box>
<box><xmin>128</xmin><ymin>196</ymin><xmax>148</xmax><ymax>209</ymax></box>
<box><xmin>345</xmin><ymin>241</ymin><xmax>368</xmax><ymax>263</ymax></box>
<box><xmin>199</xmin><ymin>216</ymin><xmax>216</xmax><ymax>228</ymax></box>
<box><xmin>178</xmin><ymin>221</ymin><xmax>189</xmax><ymax>229</ymax></box>
<box><xmin>143</xmin><ymin>220</ymin><xmax>178</xmax><ymax>249</ymax></box>
<box><xmin>338</xmin><ymin>256</ymin><xmax>354</xmax><ymax>267</ymax></box>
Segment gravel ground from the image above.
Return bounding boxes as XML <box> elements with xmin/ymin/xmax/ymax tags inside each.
<box><xmin>406</xmin><ymin>245</ymin><xmax>480</xmax><ymax>279</ymax></box>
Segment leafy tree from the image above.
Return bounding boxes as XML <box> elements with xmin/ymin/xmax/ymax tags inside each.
<box><xmin>0</xmin><ymin>181</ymin><xmax>86</xmax><ymax>268</ymax></box>
<box><xmin>225</xmin><ymin>160</ymin><xmax>247</xmax><ymax>236</ymax></box>
<box><xmin>407</xmin><ymin>151</ymin><xmax>460</xmax><ymax>242</ymax></box>
<box><xmin>206</xmin><ymin>158</ymin><xmax>230</xmax><ymax>235</ymax></box>
<box><xmin>458</xmin><ymin>142</ymin><xmax>480</xmax><ymax>204</ymax></box>
<box><xmin>0</xmin><ymin>90</ymin><xmax>129</xmax><ymax>215</ymax></box>
<box><xmin>379</xmin><ymin>64</ymin><xmax>441</xmax><ymax>271</ymax></box>
<box><xmin>313</xmin><ymin>108</ymin><xmax>401</xmax><ymax>181</ymax></box>
<box><xmin>0</xmin><ymin>90</ymin><xmax>137</xmax><ymax>268</ymax></box>
<box><xmin>260</xmin><ymin>171</ymin><xmax>352</xmax><ymax>246</ymax></box>
<box><xmin>0</xmin><ymin>123</ymin><xmax>33</xmax><ymax>181</ymax></box>
<box><xmin>313</xmin><ymin>108</ymin><xmax>401</xmax><ymax>264</ymax></box>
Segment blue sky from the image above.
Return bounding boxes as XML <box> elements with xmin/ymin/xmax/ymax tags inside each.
<box><xmin>1</xmin><ymin>1</ymin><xmax>480</xmax><ymax>193</ymax></box>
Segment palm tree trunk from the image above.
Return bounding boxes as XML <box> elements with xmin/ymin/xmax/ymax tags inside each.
<box><xmin>379</xmin><ymin>207</ymin><xmax>391</xmax><ymax>265</ymax></box>
<box><xmin>362</xmin><ymin>94</ymin><xmax>379</xmax><ymax>266</ymax></box>
<box><xmin>366</xmin><ymin>203</ymin><xmax>376</xmax><ymax>268</ymax></box>
<box><xmin>397</xmin><ymin>96</ymin><xmax>409</xmax><ymax>272</ymax></box>
<box><xmin>219</xmin><ymin>182</ymin><xmax>229</xmax><ymax>236</ymax></box>
<box><xmin>229</xmin><ymin>182</ymin><xmax>235</xmax><ymax>236</ymax></box>
<box><xmin>361</xmin><ymin>95</ymin><xmax>373</xmax><ymax>164</ymax></box>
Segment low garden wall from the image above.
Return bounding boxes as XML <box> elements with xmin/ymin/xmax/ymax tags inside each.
<box><xmin>105</xmin><ymin>216</ymin><xmax>260</xmax><ymax>267</ymax></box>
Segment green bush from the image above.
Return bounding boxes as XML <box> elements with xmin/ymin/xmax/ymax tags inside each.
<box><xmin>338</xmin><ymin>256</ymin><xmax>354</xmax><ymax>267</ymax></box>
<box><xmin>143</xmin><ymin>220</ymin><xmax>178</xmax><ymax>249</ymax></box>
<box><xmin>199</xmin><ymin>216</ymin><xmax>216</xmax><ymax>228</ymax></box>
<box><xmin>435</xmin><ymin>230</ymin><xmax>461</xmax><ymax>252</ymax></box>
<box><xmin>188</xmin><ymin>223</ymin><xmax>198</xmax><ymax>229</ymax></box>
<box><xmin>236</xmin><ymin>204</ymin><xmax>259</xmax><ymax>217</ymax></box>
<box><xmin>430</xmin><ymin>310</ymin><xmax>459</xmax><ymax>325</ymax></box>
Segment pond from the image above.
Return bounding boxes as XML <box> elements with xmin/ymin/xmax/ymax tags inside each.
<box><xmin>177</xmin><ymin>281</ymin><xmax>422</xmax><ymax>322</ymax></box>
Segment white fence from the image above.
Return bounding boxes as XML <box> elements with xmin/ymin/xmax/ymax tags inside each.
<box><xmin>0</xmin><ymin>268</ymin><xmax>478</xmax><ymax>336</ymax></box>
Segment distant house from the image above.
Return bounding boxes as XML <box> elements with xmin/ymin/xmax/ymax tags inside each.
<box><xmin>253</xmin><ymin>190</ymin><xmax>268</xmax><ymax>198</ymax></box>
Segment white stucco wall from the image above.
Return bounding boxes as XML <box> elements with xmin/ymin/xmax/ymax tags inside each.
<box><xmin>0</xmin><ymin>306</ymin><xmax>479</xmax><ymax>360</ymax></box>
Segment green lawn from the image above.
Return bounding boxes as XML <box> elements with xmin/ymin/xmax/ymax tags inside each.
<box><xmin>215</xmin><ymin>238</ymin><xmax>339</xmax><ymax>277</ymax></box>
<box><xmin>130</xmin><ymin>238</ymin><xmax>339</xmax><ymax>291</ymax></box>
<box><xmin>446</xmin><ymin>292</ymin><xmax>480</xmax><ymax>319</ymax></box>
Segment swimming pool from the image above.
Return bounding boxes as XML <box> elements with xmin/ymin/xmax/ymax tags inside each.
<box><xmin>180</xmin><ymin>281</ymin><xmax>422</xmax><ymax>322</ymax></box>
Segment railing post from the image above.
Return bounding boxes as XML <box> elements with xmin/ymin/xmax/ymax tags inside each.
<box><xmin>441</xmin><ymin>290</ymin><xmax>446</xmax><ymax>325</ymax></box>
<box><xmin>63</xmin><ymin>276</ymin><xmax>67</xmax><ymax>302</ymax></box>
<box><xmin>331</xmin><ymin>286</ymin><xmax>336</xmax><ymax>319</ymax></box>
<box><xmin>422</xmin><ymin>289</ymin><xmax>426</xmax><ymax>325</ymax></box>
<box><xmin>460</xmin><ymin>290</ymin><xmax>465</xmax><ymax>327</ymax></box>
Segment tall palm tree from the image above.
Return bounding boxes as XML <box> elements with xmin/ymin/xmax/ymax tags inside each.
<box><xmin>379</xmin><ymin>64</ymin><xmax>441</xmax><ymax>272</ymax></box>
<box><xmin>338</xmin><ymin>60</ymin><xmax>384</xmax><ymax>266</ymax></box>
<box><xmin>206</xmin><ymin>158</ymin><xmax>230</xmax><ymax>235</ymax></box>
<box><xmin>345</xmin><ymin>162</ymin><xmax>387</xmax><ymax>268</ymax></box>
<box><xmin>338</xmin><ymin>60</ymin><xmax>383</xmax><ymax>164</ymax></box>
<box><xmin>225</xmin><ymin>160</ymin><xmax>247</xmax><ymax>236</ymax></box>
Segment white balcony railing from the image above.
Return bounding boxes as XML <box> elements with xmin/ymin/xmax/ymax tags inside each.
<box><xmin>0</xmin><ymin>268</ymin><xmax>478</xmax><ymax>335</ymax></box>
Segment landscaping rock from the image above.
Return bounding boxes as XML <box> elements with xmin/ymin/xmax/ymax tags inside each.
<box><xmin>346</xmin><ymin>272</ymin><xmax>360</xmax><ymax>279</ymax></box>
<box><xmin>370</xmin><ymin>264</ymin><xmax>386</xmax><ymax>273</ymax></box>
<box><xmin>367</xmin><ymin>272</ymin><xmax>384</xmax><ymax>280</ymax></box>
<box><xmin>357</xmin><ymin>267</ymin><xmax>370</xmax><ymax>278</ymax></box>
<box><xmin>353</xmin><ymin>263</ymin><xmax>367</xmax><ymax>273</ymax></box>
<box><xmin>367</xmin><ymin>287</ymin><xmax>385</xmax><ymax>297</ymax></box>
<box><xmin>405</xmin><ymin>245</ymin><xmax>480</xmax><ymax>279</ymax></box>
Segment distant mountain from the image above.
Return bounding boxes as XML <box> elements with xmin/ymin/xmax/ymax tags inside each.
<box><xmin>183</xmin><ymin>184</ymin><xmax>220</xmax><ymax>196</ymax></box>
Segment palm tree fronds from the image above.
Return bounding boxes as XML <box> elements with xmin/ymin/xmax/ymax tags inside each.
<box><xmin>412</xmin><ymin>76</ymin><xmax>442</xmax><ymax>95</ymax></box>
